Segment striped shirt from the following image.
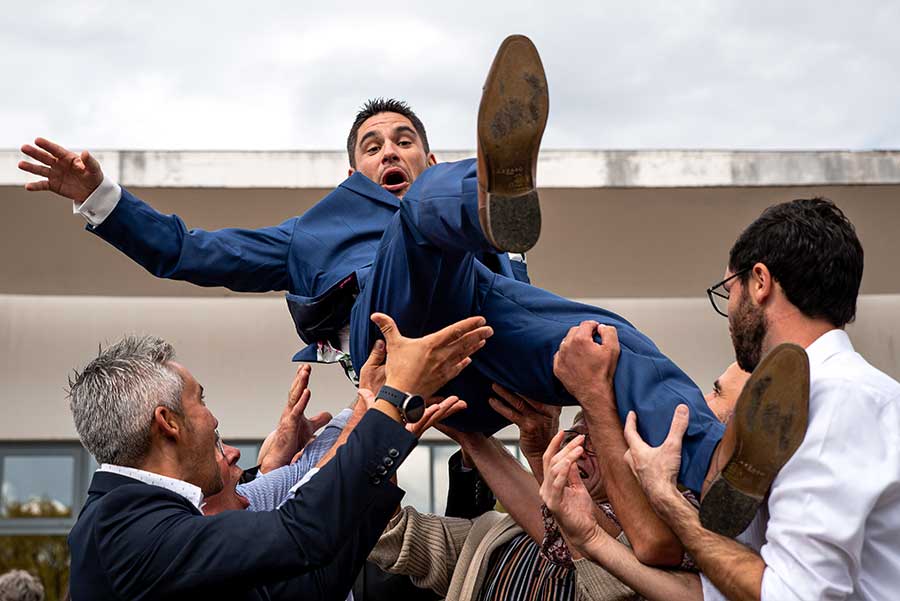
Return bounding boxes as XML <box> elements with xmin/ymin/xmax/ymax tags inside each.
<box><xmin>478</xmin><ymin>532</ymin><xmax>576</xmax><ymax>601</ymax></box>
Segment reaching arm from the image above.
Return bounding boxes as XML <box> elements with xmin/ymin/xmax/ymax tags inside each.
<box><xmin>19</xmin><ymin>137</ymin><xmax>301</xmax><ymax>293</ymax></box>
<box><xmin>554</xmin><ymin>321</ymin><xmax>684</xmax><ymax>566</ymax></box>
<box><xmin>540</xmin><ymin>430</ymin><xmax>702</xmax><ymax>601</ymax></box>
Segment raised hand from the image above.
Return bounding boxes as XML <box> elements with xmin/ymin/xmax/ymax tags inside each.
<box><xmin>358</xmin><ymin>339</ymin><xmax>387</xmax><ymax>394</ymax></box>
<box><xmin>259</xmin><ymin>364</ymin><xmax>332</xmax><ymax>473</ymax></box>
<box><xmin>19</xmin><ymin>138</ymin><xmax>104</xmax><ymax>203</ymax></box>
<box><xmin>540</xmin><ymin>429</ymin><xmax>604</xmax><ymax>550</ymax></box>
<box><xmin>488</xmin><ymin>383</ymin><xmax>559</xmax><ymax>478</ymax></box>
<box><xmin>623</xmin><ymin>404</ymin><xmax>690</xmax><ymax>511</ymax></box>
<box><xmin>553</xmin><ymin>321</ymin><xmax>620</xmax><ymax>404</ymax></box>
<box><xmin>370</xmin><ymin>312</ymin><xmax>493</xmax><ymax>398</ymax></box>
<box><xmin>358</xmin><ymin>389</ymin><xmax>467</xmax><ymax>439</ymax></box>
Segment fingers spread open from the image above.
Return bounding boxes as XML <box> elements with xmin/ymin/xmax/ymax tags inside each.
<box><xmin>543</xmin><ymin>429</ymin><xmax>568</xmax><ymax>471</ymax></box>
<box><xmin>17</xmin><ymin>161</ymin><xmax>50</xmax><ymax>178</ymax></box>
<box><xmin>34</xmin><ymin>137</ymin><xmax>71</xmax><ymax>159</ymax></box>
<box><xmin>20</xmin><ymin>144</ymin><xmax>56</xmax><ymax>165</ymax></box>
<box><xmin>430</xmin><ymin>316</ymin><xmax>488</xmax><ymax>346</ymax></box>
<box><xmin>24</xmin><ymin>181</ymin><xmax>50</xmax><ymax>192</ymax></box>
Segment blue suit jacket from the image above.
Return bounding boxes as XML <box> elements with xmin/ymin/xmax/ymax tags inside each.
<box><xmin>68</xmin><ymin>411</ymin><xmax>415</xmax><ymax>601</ymax></box>
<box><xmin>89</xmin><ymin>171</ymin><xmax>529</xmax><ymax>362</ymax></box>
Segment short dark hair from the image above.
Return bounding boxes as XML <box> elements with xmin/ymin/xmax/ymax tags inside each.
<box><xmin>728</xmin><ymin>197</ymin><xmax>864</xmax><ymax>328</ymax></box>
<box><xmin>346</xmin><ymin>98</ymin><xmax>430</xmax><ymax>168</ymax></box>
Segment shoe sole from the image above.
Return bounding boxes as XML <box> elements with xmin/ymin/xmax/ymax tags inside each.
<box><xmin>699</xmin><ymin>343</ymin><xmax>810</xmax><ymax>538</ymax></box>
<box><xmin>477</xmin><ymin>34</ymin><xmax>548</xmax><ymax>253</ymax></box>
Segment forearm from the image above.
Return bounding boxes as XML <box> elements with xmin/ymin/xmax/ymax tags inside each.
<box><xmin>654</xmin><ymin>490</ymin><xmax>763</xmax><ymax>601</ymax></box>
<box><xmin>582</xmin><ymin>389</ymin><xmax>683</xmax><ymax>565</ymax></box>
<box><xmin>315</xmin><ymin>403</ymin><xmax>367</xmax><ymax>468</ymax></box>
<box><xmin>577</xmin><ymin>530</ymin><xmax>702</xmax><ymax>601</ymax></box>
<box><xmin>462</xmin><ymin>436</ymin><xmax>545</xmax><ymax>543</ymax></box>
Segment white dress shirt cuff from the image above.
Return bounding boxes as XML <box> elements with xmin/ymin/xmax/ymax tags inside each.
<box><xmin>74</xmin><ymin>175</ymin><xmax>122</xmax><ymax>227</ymax></box>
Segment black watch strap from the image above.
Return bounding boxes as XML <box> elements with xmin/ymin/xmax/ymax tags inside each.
<box><xmin>376</xmin><ymin>385</ymin><xmax>408</xmax><ymax>411</ymax></box>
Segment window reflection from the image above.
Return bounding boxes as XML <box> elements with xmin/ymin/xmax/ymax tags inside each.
<box><xmin>1</xmin><ymin>456</ymin><xmax>75</xmax><ymax>519</ymax></box>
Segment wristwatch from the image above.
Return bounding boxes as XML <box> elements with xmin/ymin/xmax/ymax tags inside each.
<box><xmin>376</xmin><ymin>385</ymin><xmax>426</xmax><ymax>424</ymax></box>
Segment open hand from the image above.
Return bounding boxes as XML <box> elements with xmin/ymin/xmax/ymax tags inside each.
<box><xmin>623</xmin><ymin>404</ymin><xmax>689</xmax><ymax>512</ymax></box>
<box><xmin>370</xmin><ymin>312</ymin><xmax>492</xmax><ymax>399</ymax></box>
<box><xmin>488</xmin><ymin>383</ymin><xmax>559</xmax><ymax>461</ymax></box>
<box><xmin>358</xmin><ymin>388</ymin><xmax>467</xmax><ymax>439</ymax></box>
<box><xmin>259</xmin><ymin>364</ymin><xmax>332</xmax><ymax>473</ymax></box>
<box><xmin>19</xmin><ymin>138</ymin><xmax>104</xmax><ymax>203</ymax></box>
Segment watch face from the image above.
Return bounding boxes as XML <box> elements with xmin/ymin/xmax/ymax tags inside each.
<box><xmin>402</xmin><ymin>395</ymin><xmax>426</xmax><ymax>423</ymax></box>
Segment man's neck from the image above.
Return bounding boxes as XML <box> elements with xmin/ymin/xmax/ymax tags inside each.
<box><xmin>763</xmin><ymin>306</ymin><xmax>837</xmax><ymax>353</ymax></box>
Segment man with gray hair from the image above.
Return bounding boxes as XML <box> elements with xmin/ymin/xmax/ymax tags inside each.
<box><xmin>0</xmin><ymin>570</ymin><xmax>44</xmax><ymax>601</ymax></box>
<box><xmin>66</xmin><ymin>313</ymin><xmax>492</xmax><ymax>601</ymax></box>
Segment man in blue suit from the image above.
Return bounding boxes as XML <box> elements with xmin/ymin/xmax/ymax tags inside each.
<box><xmin>65</xmin><ymin>313</ymin><xmax>485</xmax><ymax>600</ymax></box>
<box><xmin>19</xmin><ymin>36</ymin><xmax>725</xmax><ymax>497</ymax></box>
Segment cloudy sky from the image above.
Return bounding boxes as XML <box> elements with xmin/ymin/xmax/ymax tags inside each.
<box><xmin>3</xmin><ymin>0</ymin><xmax>898</xmax><ymax>151</ymax></box>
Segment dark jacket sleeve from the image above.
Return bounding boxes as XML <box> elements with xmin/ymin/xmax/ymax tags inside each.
<box><xmin>444</xmin><ymin>449</ymin><xmax>496</xmax><ymax>519</ymax></box>
<box><xmin>94</xmin><ymin>410</ymin><xmax>415</xmax><ymax>600</ymax></box>
<box><xmin>88</xmin><ymin>187</ymin><xmax>302</xmax><ymax>292</ymax></box>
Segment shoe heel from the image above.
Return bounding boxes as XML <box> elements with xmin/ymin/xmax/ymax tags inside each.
<box><xmin>483</xmin><ymin>190</ymin><xmax>541</xmax><ymax>253</ymax></box>
<box><xmin>699</xmin><ymin>474</ymin><xmax>762</xmax><ymax>538</ymax></box>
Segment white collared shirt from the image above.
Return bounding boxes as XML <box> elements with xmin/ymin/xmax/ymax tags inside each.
<box><xmin>702</xmin><ymin>329</ymin><xmax>900</xmax><ymax>601</ymax></box>
<box><xmin>99</xmin><ymin>463</ymin><xmax>204</xmax><ymax>511</ymax></box>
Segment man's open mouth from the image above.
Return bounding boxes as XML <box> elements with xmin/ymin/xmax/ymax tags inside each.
<box><xmin>380</xmin><ymin>167</ymin><xmax>409</xmax><ymax>192</ymax></box>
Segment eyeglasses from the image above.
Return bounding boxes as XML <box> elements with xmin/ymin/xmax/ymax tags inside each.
<box><xmin>706</xmin><ymin>268</ymin><xmax>749</xmax><ymax>318</ymax></box>
<box><xmin>561</xmin><ymin>429</ymin><xmax>596</xmax><ymax>457</ymax></box>
<box><xmin>214</xmin><ymin>429</ymin><xmax>225</xmax><ymax>458</ymax></box>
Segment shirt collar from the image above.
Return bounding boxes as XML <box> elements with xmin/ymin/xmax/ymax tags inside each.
<box><xmin>804</xmin><ymin>328</ymin><xmax>854</xmax><ymax>369</ymax></box>
<box><xmin>98</xmin><ymin>464</ymin><xmax>204</xmax><ymax>510</ymax></box>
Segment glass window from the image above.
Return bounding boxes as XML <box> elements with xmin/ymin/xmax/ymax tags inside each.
<box><xmin>231</xmin><ymin>443</ymin><xmax>261</xmax><ymax>470</ymax></box>
<box><xmin>397</xmin><ymin>445</ymin><xmax>431</xmax><ymax>512</ymax></box>
<box><xmin>1</xmin><ymin>455</ymin><xmax>75</xmax><ymax>519</ymax></box>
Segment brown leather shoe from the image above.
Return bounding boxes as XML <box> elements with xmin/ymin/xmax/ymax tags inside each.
<box><xmin>699</xmin><ymin>343</ymin><xmax>810</xmax><ymax>538</ymax></box>
<box><xmin>477</xmin><ymin>34</ymin><xmax>548</xmax><ymax>253</ymax></box>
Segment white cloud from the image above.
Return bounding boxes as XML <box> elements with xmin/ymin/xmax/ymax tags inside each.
<box><xmin>2</xmin><ymin>0</ymin><xmax>898</xmax><ymax>151</ymax></box>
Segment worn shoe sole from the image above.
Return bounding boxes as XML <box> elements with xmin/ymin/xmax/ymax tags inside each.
<box><xmin>477</xmin><ymin>34</ymin><xmax>548</xmax><ymax>253</ymax></box>
<box><xmin>699</xmin><ymin>343</ymin><xmax>810</xmax><ymax>538</ymax></box>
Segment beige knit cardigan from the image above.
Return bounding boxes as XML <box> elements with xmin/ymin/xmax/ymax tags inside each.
<box><xmin>369</xmin><ymin>506</ymin><xmax>640</xmax><ymax>601</ymax></box>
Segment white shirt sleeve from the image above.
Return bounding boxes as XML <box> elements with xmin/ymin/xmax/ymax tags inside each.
<box><xmin>73</xmin><ymin>175</ymin><xmax>122</xmax><ymax>227</ymax></box>
<box><xmin>700</xmin><ymin>573</ymin><xmax>728</xmax><ymax>601</ymax></box>
<box><xmin>759</xmin><ymin>377</ymin><xmax>896</xmax><ymax>601</ymax></box>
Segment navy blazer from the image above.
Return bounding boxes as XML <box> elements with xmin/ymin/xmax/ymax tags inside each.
<box><xmin>88</xmin><ymin>170</ymin><xmax>529</xmax><ymax>362</ymax></box>
<box><xmin>68</xmin><ymin>411</ymin><xmax>415</xmax><ymax>601</ymax></box>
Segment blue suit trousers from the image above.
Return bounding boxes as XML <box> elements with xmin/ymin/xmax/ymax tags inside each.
<box><xmin>350</xmin><ymin>159</ymin><xmax>724</xmax><ymax>492</ymax></box>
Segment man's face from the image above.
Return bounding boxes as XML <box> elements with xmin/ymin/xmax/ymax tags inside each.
<box><xmin>170</xmin><ymin>362</ymin><xmax>224</xmax><ymax>497</ymax></box>
<box><xmin>703</xmin><ymin>361</ymin><xmax>751</xmax><ymax>422</ymax></box>
<box><xmin>569</xmin><ymin>418</ymin><xmax>606</xmax><ymax>500</ymax></box>
<box><xmin>202</xmin><ymin>443</ymin><xmax>250</xmax><ymax>515</ymax></box>
<box><xmin>725</xmin><ymin>272</ymin><xmax>768</xmax><ymax>373</ymax></box>
<box><xmin>350</xmin><ymin>112</ymin><xmax>436</xmax><ymax>199</ymax></box>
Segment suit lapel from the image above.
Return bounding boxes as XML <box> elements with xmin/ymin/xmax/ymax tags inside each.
<box><xmin>340</xmin><ymin>172</ymin><xmax>401</xmax><ymax>209</ymax></box>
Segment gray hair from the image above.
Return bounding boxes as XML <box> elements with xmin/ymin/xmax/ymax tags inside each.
<box><xmin>0</xmin><ymin>570</ymin><xmax>44</xmax><ymax>601</ymax></box>
<box><xmin>67</xmin><ymin>335</ymin><xmax>183</xmax><ymax>467</ymax></box>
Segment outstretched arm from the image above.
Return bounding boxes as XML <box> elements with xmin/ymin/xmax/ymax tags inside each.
<box><xmin>554</xmin><ymin>321</ymin><xmax>684</xmax><ymax>566</ymax></box>
<box><xmin>624</xmin><ymin>408</ymin><xmax>764</xmax><ymax>601</ymax></box>
<box><xmin>19</xmin><ymin>137</ymin><xmax>299</xmax><ymax>293</ymax></box>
